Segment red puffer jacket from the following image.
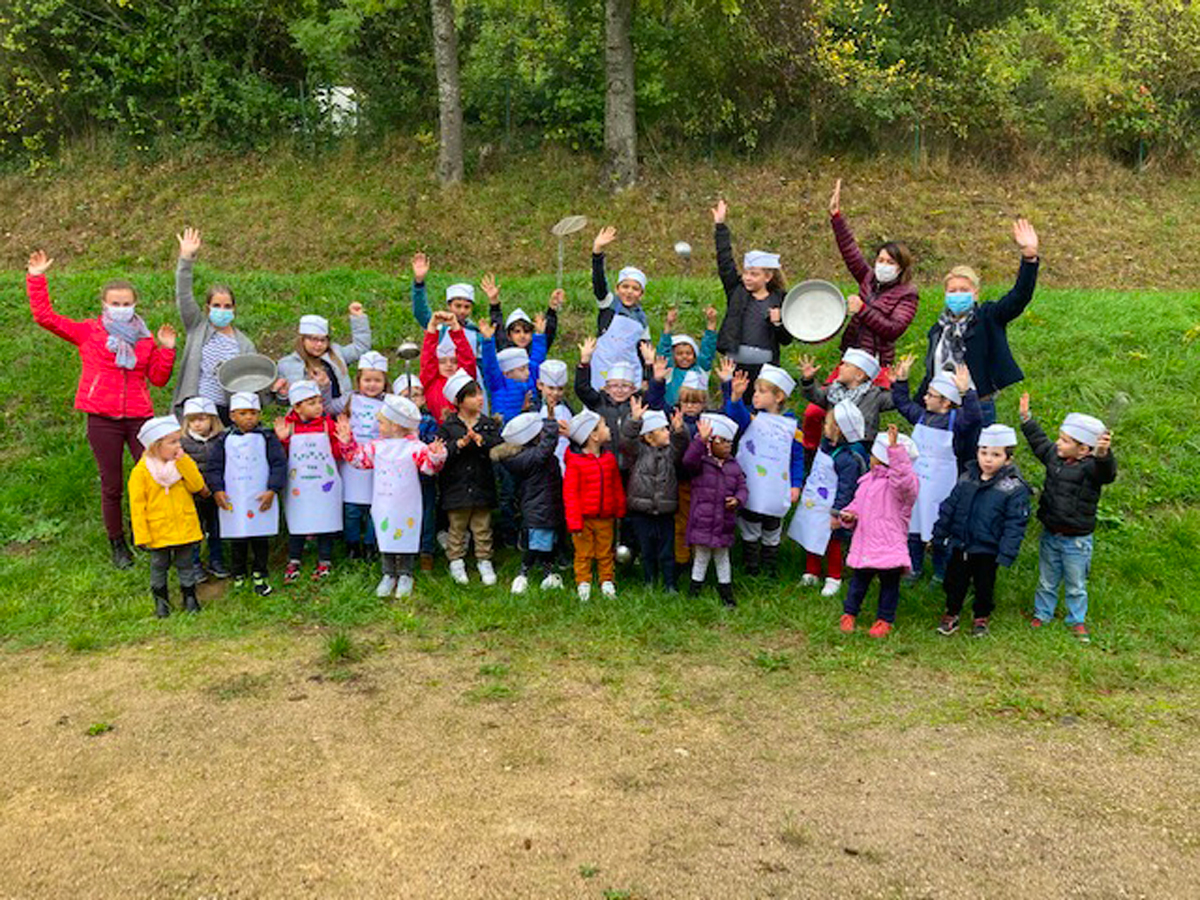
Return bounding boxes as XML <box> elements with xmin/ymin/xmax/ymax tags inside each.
<box><xmin>28</xmin><ymin>274</ymin><xmax>175</xmax><ymax>419</ymax></box>
<box><xmin>563</xmin><ymin>448</ymin><xmax>626</xmax><ymax>532</ymax></box>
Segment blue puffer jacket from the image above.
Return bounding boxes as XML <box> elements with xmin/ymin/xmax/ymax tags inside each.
<box><xmin>932</xmin><ymin>460</ymin><xmax>1032</xmax><ymax>567</ymax></box>
<box><xmin>480</xmin><ymin>333</ymin><xmax>548</xmax><ymax>423</ymax></box>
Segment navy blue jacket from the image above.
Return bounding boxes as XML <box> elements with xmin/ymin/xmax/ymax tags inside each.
<box><xmin>205</xmin><ymin>425</ymin><xmax>288</xmax><ymax>495</ymax></box>
<box><xmin>933</xmin><ymin>461</ymin><xmax>1031</xmax><ymax>567</ymax></box>
<box><xmin>918</xmin><ymin>257</ymin><xmax>1039</xmax><ymax>400</ymax></box>
<box><xmin>494</xmin><ymin>419</ymin><xmax>563</xmax><ymax>530</ymax></box>
<box><xmin>892</xmin><ymin>379</ymin><xmax>984</xmax><ymax>470</ymax></box>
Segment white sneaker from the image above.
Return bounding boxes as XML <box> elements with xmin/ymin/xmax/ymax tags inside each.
<box><xmin>395</xmin><ymin>575</ymin><xmax>414</xmax><ymax>599</ymax></box>
<box><xmin>577</xmin><ymin>582</ymin><xmax>591</xmax><ymax>602</ymax></box>
<box><xmin>800</xmin><ymin>573</ymin><xmax>819</xmax><ymax>588</ymax></box>
<box><xmin>600</xmin><ymin>581</ymin><xmax>617</xmax><ymax>598</ymax></box>
<box><xmin>540</xmin><ymin>573</ymin><xmax>564</xmax><ymax>590</ymax></box>
<box><xmin>821</xmin><ymin>577</ymin><xmax>842</xmax><ymax>597</ymax></box>
<box><xmin>615</xmin><ymin>544</ymin><xmax>632</xmax><ymax>564</ymax></box>
<box><xmin>478</xmin><ymin>560</ymin><xmax>497</xmax><ymax>586</ymax></box>
<box><xmin>511</xmin><ymin>574</ymin><xmax>529</xmax><ymax>594</ymax></box>
<box><xmin>449</xmin><ymin>559</ymin><xmax>469</xmax><ymax>585</ymax></box>
<box><xmin>375</xmin><ymin>575</ymin><xmax>398</xmax><ymax>597</ymax></box>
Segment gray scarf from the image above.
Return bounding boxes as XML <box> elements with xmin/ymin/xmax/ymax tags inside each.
<box><xmin>102</xmin><ymin>309</ymin><xmax>151</xmax><ymax>369</ymax></box>
<box><xmin>934</xmin><ymin>307</ymin><xmax>976</xmax><ymax>372</ymax></box>
<box><xmin>827</xmin><ymin>379</ymin><xmax>872</xmax><ymax>406</ymax></box>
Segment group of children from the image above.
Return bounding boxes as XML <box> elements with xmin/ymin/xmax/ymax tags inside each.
<box><xmin>127</xmin><ymin>220</ymin><xmax>1117</xmax><ymax>642</ymax></box>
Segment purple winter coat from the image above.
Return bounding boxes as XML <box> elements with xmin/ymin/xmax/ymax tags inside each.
<box><xmin>683</xmin><ymin>436</ymin><xmax>749</xmax><ymax>548</ymax></box>
<box><xmin>841</xmin><ymin>443</ymin><xmax>919</xmax><ymax>570</ymax></box>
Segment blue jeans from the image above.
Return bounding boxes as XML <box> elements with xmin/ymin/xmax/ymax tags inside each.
<box><xmin>343</xmin><ymin>502</ymin><xmax>376</xmax><ymax>546</ymax></box>
<box><xmin>1034</xmin><ymin>531</ymin><xmax>1093</xmax><ymax>625</ymax></box>
<box><xmin>907</xmin><ymin>534</ymin><xmax>948</xmax><ymax>579</ymax></box>
<box><xmin>420</xmin><ymin>475</ymin><xmax>437</xmax><ymax>555</ymax></box>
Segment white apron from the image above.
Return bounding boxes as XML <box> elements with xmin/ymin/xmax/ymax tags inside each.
<box><xmin>735</xmin><ymin>412</ymin><xmax>795</xmax><ymax>518</ymax></box>
<box><xmin>370</xmin><ymin>439</ymin><xmax>423</xmax><ymax>554</ymax></box>
<box><xmin>541</xmin><ymin>402</ymin><xmax>571</xmax><ymax>474</ymax></box>
<box><xmin>285</xmin><ymin>430</ymin><xmax>343</xmax><ymax>535</ymax></box>
<box><xmin>910</xmin><ymin>412</ymin><xmax>959</xmax><ymax>541</ymax></box>
<box><xmin>217</xmin><ymin>432</ymin><xmax>280</xmax><ymax>539</ymax></box>
<box><xmin>339</xmin><ymin>394</ymin><xmax>384</xmax><ymax>505</ymax></box>
<box><xmin>787</xmin><ymin>447</ymin><xmax>837</xmax><ymax>555</ymax></box>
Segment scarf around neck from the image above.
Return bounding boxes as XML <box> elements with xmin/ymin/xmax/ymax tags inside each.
<box><xmin>934</xmin><ymin>306</ymin><xmax>977</xmax><ymax>372</ymax></box>
<box><xmin>144</xmin><ymin>453</ymin><xmax>183</xmax><ymax>490</ymax></box>
<box><xmin>827</xmin><ymin>379</ymin><xmax>872</xmax><ymax>406</ymax></box>
<box><xmin>101</xmin><ymin>308</ymin><xmax>151</xmax><ymax>370</ymax></box>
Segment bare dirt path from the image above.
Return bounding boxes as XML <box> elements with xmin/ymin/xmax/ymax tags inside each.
<box><xmin>1</xmin><ymin>635</ymin><xmax>1196</xmax><ymax>899</ymax></box>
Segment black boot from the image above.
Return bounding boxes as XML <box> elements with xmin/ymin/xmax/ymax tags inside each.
<box><xmin>743</xmin><ymin>540</ymin><xmax>761</xmax><ymax>576</ymax></box>
<box><xmin>717</xmin><ymin>582</ymin><xmax>736</xmax><ymax>608</ymax></box>
<box><xmin>152</xmin><ymin>586</ymin><xmax>171</xmax><ymax>618</ymax></box>
<box><xmin>111</xmin><ymin>536</ymin><xmax>135</xmax><ymax>570</ymax></box>
<box><xmin>761</xmin><ymin>543</ymin><xmax>780</xmax><ymax>577</ymax></box>
<box><xmin>689</xmin><ymin>578</ymin><xmax>704</xmax><ymax>597</ymax></box>
<box><xmin>182</xmin><ymin>584</ymin><xmax>201</xmax><ymax>613</ymax></box>
<box><xmin>347</xmin><ymin>542</ymin><xmax>363</xmax><ymax>561</ymax></box>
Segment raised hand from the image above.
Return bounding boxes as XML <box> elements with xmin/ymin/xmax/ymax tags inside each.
<box><xmin>1096</xmin><ymin>432</ymin><xmax>1111</xmax><ymax>458</ymax></box>
<box><xmin>477</xmin><ymin>317</ymin><xmax>496</xmax><ymax>339</ymax></box>
<box><xmin>256</xmin><ymin>490</ymin><xmax>275</xmax><ymax>512</ymax></box>
<box><xmin>411</xmin><ymin>252</ymin><xmax>430</xmax><ymax>282</ymax></box>
<box><xmin>1019</xmin><ymin>392</ymin><xmax>1031</xmax><ymax>421</ymax></box>
<box><xmin>177</xmin><ymin>227</ymin><xmax>202</xmax><ymax>260</ymax></box>
<box><xmin>664</xmin><ymin>307</ymin><xmax>679</xmax><ymax>331</ymax></box>
<box><xmin>705</xmin><ymin>305</ymin><xmax>719</xmax><ymax>329</ymax></box>
<box><xmin>798</xmin><ymin>354</ymin><xmax>820</xmax><ymax>380</ymax></box>
<box><xmin>557</xmin><ymin>419</ymin><xmax>571</xmax><ymax>437</ymax></box>
<box><xmin>953</xmin><ymin>362</ymin><xmax>971</xmax><ymax>393</ymax></box>
<box><xmin>534</xmin><ymin>312</ymin><xmax>546</xmax><ymax>334</ymax></box>
<box><xmin>593</xmin><ymin>226</ymin><xmax>617</xmax><ymax>253</ymax></box>
<box><xmin>428</xmin><ymin>437</ymin><xmax>447</xmax><ymax>456</ymax></box>
<box><xmin>213</xmin><ymin>490</ymin><xmax>232</xmax><ymax>512</ymax></box>
<box><xmin>579</xmin><ymin>336</ymin><xmax>597</xmax><ymax>363</ymax></box>
<box><xmin>548</xmin><ymin>288</ymin><xmax>565</xmax><ymax>311</ymax></box>
<box><xmin>847</xmin><ymin>293</ymin><xmax>864</xmax><ymax>315</ymax></box>
<box><xmin>156</xmin><ymin>323</ymin><xmax>177</xmax><ymax>349</ymax></box>
<box><xmin>731</xmin><ymin>369</ymin><xmax>750</xmax><ymax>401</ymax></box>
<box><xmin>272</xmin><ymin>377</ymin><xmax>289</xmax><ymax>395</ymax></box>
<box><xmin>887</xmin><ymin>423</ymin><xmax>899</xmax><ymax>446</ymax></box>
<box><xmin>480</xmin><ymin>273</ymin><xmax>500</xmax><ymax>305</ymax></box>
<box><xmin>1013</xmin><ymin>217</ymin><xmax>1039</xmax><ymax>259</ymax></box>
<box><xmin>697</xmin><ymin>417</ymin><xmax>712</xmax><ymax>441</ymax></box>
<box><xmin>894</xmin><ymin>353</ymin><xmax>915</xmax><ymax>382</ymax></box>
<box><xmin>638</xmin><ymin>340</ymin><xmax>656</xmax><ymax>366</ymax></box>
<box><xmin>348</xmin><ymin>301</ymin><xmax>365</xmax><ymax>317</ymax></box>
<box><xmin>725</xmin><ymin>496</ymin><xmax>739</xmax><ymax>509</ymax></box>
<box><xmin>522</xmin><ymin>390</ymin><xmax>533</xmax><ymax>412</ymax></box>
<box><xmin>671</xmin><ymin>408</ymin><xmax>685</xmax><ymax>431</ymax></box>
<box><xmin>629</xmin><ymin>395</ymin><xmax>645</xmax><ymax>420</ymax></box>
<box><xmin>309</xmin><ymin>366</ymin><xmax>330</xmax><ymax>390</ymax></box>
<box><xmin>829</xmin><ymin>178</ymin><xmax>842</xmax><ymax>216</ymax></box>
<box><xmin>717</xmin><ymin>356</ymin><xmax>736</xmax><ymax>383</ymax></box>
<box><xmin>335</xmin><ymin>413</ymin><xmax>352</xmax><ymax>444</ymax></box>
<box><xmin>652</xmin><ymin>355</ymin><xmax>669</xmax><ymax>383</ymax></box>
<box><xmin>711</xmin><ymin>198</ymin><xmax>727</xmax><ymax>224</ymax></box>
<box><xmin>274</xmin><ymin>418</ymin><xmax>293</xmax><ymax>442</ymax></box>
<box><xmin>27</xmin><ymin>250</ymin><xmax>53</xmax><ymax>276</ymax></box>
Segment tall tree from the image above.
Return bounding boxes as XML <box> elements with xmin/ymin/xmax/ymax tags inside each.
<box><xmin>603</xmin><ymin>0</ymin><xmax>637</xmax><ymax>190</ymax></box>
<box><xmin>430</xmin><ymin>0</ymin><xmax>464</xmax><ymax>185</ymax></box>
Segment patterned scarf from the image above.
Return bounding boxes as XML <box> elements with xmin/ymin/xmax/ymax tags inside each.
<box><xmin>827</xmin><ymin>379</ymin><xmax>872</xmax><ymax>406</ymax></box>
<box><xmin>934</xmin><ymin>307</ymin><xmax>976</xmax><ymax>372</ymax></box>
<box><xmin>101</xmin><ymin>309</ymin><xmax>151</xmax><ymax>370</ymax></box>
<box><xmin>144</xmin><ymin>453</ymin><xmax>183</xmax><ymax>491</ymax></box>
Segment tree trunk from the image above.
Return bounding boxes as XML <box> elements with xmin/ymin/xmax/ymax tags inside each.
<box><xmin>430</xmin><ymin>0</ymin><xmax>464</xmax><ymax>185</ymax></box>
<box><xmin>603</xmin><ymin>0</ymin><xmax>637</xmax><ymax>191</ymax></box>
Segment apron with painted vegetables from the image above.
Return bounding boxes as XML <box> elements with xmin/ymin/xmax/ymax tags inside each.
<box><xmin>735</xmin><ymin>412</ymin><xmax>795</xmax><ymax>518</ymax></box>
<box><xmin>909</xmin><ymin>411</ymin><xmax>958</xmax><ymax>542</ymax></box>
<box><xmin>217</xmin><ymin>432</ymin><xmax>280</xmax><ymax>539</ymax></box>
<box><xmin>786</xmin><ymin>447</ymin><xmax>837</xmax><ymax>555</ymax></box>
<box><xmin>540</xmin><ymin>402</ymin><xmax>571</xmax><ymax>474</ymax></box>
<box><xmin>370</xmin><ymin>439</ymin><xmax>423</xmax><ymax>554</ymax></box>
<box><xmin>339</xmin><ymin>394</ymin><xmax>384</xmax><ymax>505</ymax></box>
<box><xmin>285</xmin><ymin>430</ymin><xmax>343</xmax><ymax>535</ymax></box>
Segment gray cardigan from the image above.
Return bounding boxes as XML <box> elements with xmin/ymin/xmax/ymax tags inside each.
<box><xmin>172</xmin><ymin>258</ymin><xmax>257</xmax><ymax>416</ymax></box>
<box><xmin>275</xmin><ymin>313</ymin><xmax>372</xmax><ymax>403</ymax></box>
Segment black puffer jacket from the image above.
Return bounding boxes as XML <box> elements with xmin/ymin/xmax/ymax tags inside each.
<box><xmin>1022</xmin><ymin>417</ymin><xmax>1117</xmax><ymax>535</ymax></box>
<box><xmin>933</xmin><ymin>461</ymin><xmax>1031</xmax><ymax>567</ymax></box>
<box><xmin>493</xmin><ymin>418</ymin><xmax>563</xmax><ymax>530</ymax></box>
<box><xmin>575</xmin><ymin>362</ymin><xmax>642</xmax><ymax>472</ymax></box>
<box><xmin>713</xmin><ymin>223</ymin><xmax>791</xmax><ymax>364</ymax></box>
<box><xmin>620</xmin><ymin>417</ymin><xmax>688</xmax><ymax>515</ymax></box>
<box><xmin>437</xmin><ymin>412</ymin><xmax>504</xmax><ymax>510</ymax></box>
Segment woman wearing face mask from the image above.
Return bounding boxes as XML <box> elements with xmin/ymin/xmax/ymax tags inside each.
<box><xmin>172</xmin><ymin>228</ymin><xmax>259</xmax><ymax>425</ymax></box>
<box><xmin>917</xmin><ymin>218</ymin><xmax>1040</xmax><ymax>427</ymax></box>
<box><xmin>26</xmin><ymin>250</ymin><xmax>177</xmax><ymax>569</ymax></box>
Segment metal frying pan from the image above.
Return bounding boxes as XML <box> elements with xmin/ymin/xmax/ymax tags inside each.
<box><xmin>780</xmin><ymin>280</ymin><xmax>847</xmax><ymax>344</ymax></box>
<box><xmin>217</xmin><ymin>353</ymin><xmax>278</xmax><ymax>394</ymax></box>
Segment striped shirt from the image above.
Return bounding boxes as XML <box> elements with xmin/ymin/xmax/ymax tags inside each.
<box><xmin>199</xmin><ymin>331</ymin><xmax>241</xmax><ymax>407</ymax></box>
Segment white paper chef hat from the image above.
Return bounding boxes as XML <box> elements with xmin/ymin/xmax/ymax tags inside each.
<box><xmin>230</xmin><ymin>392</ymin><xmax>261</xmax><ymax>412</ymax></box>
<box><xmin>639</xmin><ymin>410</ymin><xmax>669</xmax><ymax>435</ymax></box>
<box><xmin>502</xmin><ymin>412</ymin><xmax>543</xmax><ymax>446</ymax></box>
<box><xmin>183</xmin><ymin>397</ymin><xmax>218</xmax><ymax>418</ymax></box>
<box><xmin>701</xmin><ymin>413</ymin><xmax>737</xmax><ymax>443</ymax></box>
<box><xmin>505</xmin><ymin>308</ymin><xmax>532</xmax><ymax>329</ymax></box>
<box><xmin>392</xmin><ymin>373</ymin><xmax>423</xmax><ymax>396</ymax></box>
<box><xmin>538</xmin><ymin>360</ymin><xmax>568</xmax><ymax>388</ymax></box>
<box><xmin>671</xmin><ymin>334</ymin><xmax>699</xmax><ymax>354</ymax></box>
<box><xmin>442</xmin><ymin>369</ymin><xmax>475</xmax><ymax>407</ymax></box>
<box><xmin>927</xmin><ymin>372</ymin><xmax>962</xmax><ymax>406</ymax></box>
<box><xmin>497</xmin><ymin>347</ymin><xmax>530</xmax><ymax>373</ymax></box>
<box><xmin>298</xmin><ymin>315</ymin><xmax>328</xmax><ymax>337</ymax></box>
<box><xmin>832</xmin><ymin>400</ymin><xmax>866</xmax><ymax>443</ymax></box>
<box><xmin>743</xmin><ymin>250</ymin><xmax>781</xmax><ymax>270</ymax></box>
<box><xmin>446</xmin><ymin>283</ymin><xmax>475</xmax><ymax>303</ymax></box>
<box><xmin>1061</xmin><ymin>413</ymin><xmax>1106</xmax><ymax>447</ymax></box>
<box><xmin>138</xmin><ymin>415</ymin><xmax>182</xmax><ymax>447</ymax></box>
<box><xmin>871</xmin><ymin>432</ymin><xmax>920</xmax><ymax>465</ymax></box>
<box><xmin>606</xmin><ymin>361</ymin><xmax>639</xmax><ymax>384</ymax></box>
<box><xmin>567</xmin><ymin>409</ymin><xmax>602</xmax><ymax>445</ymax></box>
<box><xmin>680</xmin><ymin>369</ymin><xmax>708</xmax><ymax>392</ymax></box>
<box><xmin>757</xmin><ymin>363</ymin><xmax>796</xmax><ymax>398</ymax></box>
<box><xmin>842</xmin><ymin>348</ymin><xmax>881</xmax><ymax>381</ymax></box>
<box><xmin>357</xmin><ymin>350</ymin><xmax>389</xmax><ymax>372</ymax></box>
<box><xmin>977</xmin><ymin>424</ymin><xmax>1018</xmax><ymax>448</ymax></box>
<box><xmin>617</xmin><ymin>267</ymin><xmax>647</xmax><ymax>289</ymax></box>
<box><xmin>380</xmin><ymin>395</ymin><xmax>421</xmax><ymax>428</ymax></box>
<box><xmin>287</xmin><ymin>380</ymin><xmax>321</xmax><ymax>405</ymax></box>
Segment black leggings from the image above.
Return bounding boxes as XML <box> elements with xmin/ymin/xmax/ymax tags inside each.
<box><xmin>943</xmin><ymin>551</ymin><xmax>999</xmax><ymax>620</ymax></box>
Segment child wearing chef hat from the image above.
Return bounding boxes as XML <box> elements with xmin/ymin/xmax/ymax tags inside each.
<box><xmin>338</xmin><ymin>351</ymin><xmax>392</xmax><ymax>560</ymax></box>
<box><xmin>656</xmin><ymin>304</ymin><xmax>719</xmax><ymax>408</ymax></box>
<box><xmin>274</xmin><ymin>305</ymin><xmax>373</xmax><ymax>404</ymax></box>
<box><xmin>394</xmin><ymin>372</ymin><xmax>442</xmax><ymax>571</ymax></box>
<box><xmin>591</xmin><ymin>226</ymin><xmax>651</xmax><ymax>341</ymax></box>
<box><xmin>1019</xmin><ymin>394</ymin><xmax>1117</xmax><ymax>643</ymax></box>
<box><xmin>180</xmin><ymin>396</ymin><xmax>227</xmax><ymax>582</ymax></box>
<box><xmin>932</xmin><ymin>423</ymin><xmax>1031</xmax><ymax>638</ymax></box>
<box><xmin>563</xmin><ymin>409</ymin><xmax>626</xmax><ymax>602</ymax></box>
<box><xmin>485</xmin><ymin>281</ymin><xmax>563</xmax><ymax>354</ymax></box>
<box><xmin>682</xmin><ymin>413</ymin><xmax>748</xmax><ymax>608</ymax></box>
<box><xmin>128</xmin><ymin>414</ymin><xmax>211</xmax><ymax>618</ymax></box>
<box><xmin>420</xmin><ymin>310</ymin><xmax>478</xmax><ymax>424</ymax></box>
<box><xmin>799</xmin><ymin>347</ymin><xmax>895</xmax><ymax>446</ymax></box>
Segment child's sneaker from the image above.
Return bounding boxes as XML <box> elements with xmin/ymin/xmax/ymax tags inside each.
<box><xmin>448</xmin><ymin>559</ymin><xmax>469</xmax><ymax>585</ymax></box>
<box><xmin>1070</xmin><ymin>623</ymin><xmax>1091</xmax><ymax>644</ymax></box>
<box><xmin>1030</xmin><ymin>615</ymin><xmax>1048</xmax><ymax>629</ymax></box>
<box><xmin>232</xmin><ymin>574</ymin><xmax>247</xmax><ymax>589</ymax></box>
<box><xmin>577</xmin><ymin>582</ymin><xmax>591</xmax><ymax>602</ymax></box>
<box><xmin>193</xmin><ymin>565</ymin><xmax>209</xmax><ymax>584</ymax></box>
<box><xmin>312</xmin><ymin>562</ymin><xmax>332</xmax><ymax>581</ymax></box>
<box><xmin>208</xmin><ymin>562</ymin><xmax>231</xmax><ymax>579</ymax></box>
<box><xmin>477</xmin><ymin>560</ymin><xmax>497</xmax><ymax>586</ymax></box>
<box><xmin>395</xmin><ymin>575</ymin><xmax>414</xmax><ymax>599</ymax></box>
<box><xmin>839</xmin><ymin>614</ymin><xmax>856</xmax><ymax>633</ymax></box>
<box><xmin>600</xmin><ymin>581</ymin><xmax>617</xmax><ymax>598</ymax></box>
<box><xmin>936</xmin><ymin>614</ymin><xmax>960</xmax><ymax>636</ymax></box>
<box><xmin>252</xmin><ymin>574</ymin><xmax>273</xmax><ymax>597</ymax></box>
<box><xmin>800</xmin><ymin>573</ymin><xmax>819</xmax><ymax>588</ymax></box>
<box><xmin>283</xmin><ymin>561</ymin><xmax>301</xmax><ymax>586</ymax></box>
<box><xmin>375</xmin><ymin>575</ymin><xmax>398</xmax><ymax>598</ymax></box>
<box><xmin>820</xmin><ymin>577</ymin><xmax>842</xmax><ymax>597</ymax></box>
<box><xmin>540</xmin><ymin>573</ymin><xmax>563</xmax><ymax>591</ymax></box>
<box><xmin>510</xmin><ymin>574</ymin><xmax>529</xmax><ymax>595</ymax></box>
<box><xmin>868</xmin><ymin>620</ymin><xmax>893</xmax><ymax>638</ymax></box>
<box><xmin>972</xmin><ymin>617</ymin><xmax>990</xmax><ymax>638</ymax></box>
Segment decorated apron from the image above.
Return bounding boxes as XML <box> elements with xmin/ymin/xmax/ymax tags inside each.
<box><xmin>787</xmin><ymin>446</ymin><xmax>837</xmax><ymax>555</ymax></box>
<box><xmin>909</xmin><ymin>411</ymin><xmax>958</xmax><ymax>542</ymax></box>
<box><xmin>217</xmin><ymin>432</ymin><xmax>280</xmax><ymax>539</ymax></box>
<box><xmin>285</xmin><ymin>430</ymin><xmax>343</xmax><ymax>535</ymax></box>
<box><xmin>541</xmin><ymin>402</ymin><xmax>571</xmax><ymax>474</ymax></box>
<box><xmin>339</xmin><ymin>394</ymin><xmax>384</xmax><ymax>505</ymax></box>
<box><xmin>370</xmin><ymin>439</ymin><xmax>423</xmax><ymax>554</ymax></box>
<box><xmin>735</xmin><ymin>412</ymin><xmax>795</xmax><ymax>518</ymax></box>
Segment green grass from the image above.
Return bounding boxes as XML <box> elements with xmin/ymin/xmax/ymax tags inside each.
<box><xmin>2</xmin><ymin>267</ymin><xmax>1198</xmax><ymax>733</ymax></box>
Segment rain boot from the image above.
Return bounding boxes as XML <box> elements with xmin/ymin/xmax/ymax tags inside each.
<box><xmin>689</xmin><ymin>579</ymin><xmax>704</xmax><ymax>597</ymax></box>
<box><xmin>182</xmin><ymin>584</ymin><xmax>201</xmax><ymax>613</ymax></box>
<box><xmin>743</xmin><ymin>540</ymin><xmax>761</xmax><ymax>576</ymax></box>
<box><xmin>111</xmin><ymin>536</ymin><xmax>135</xmax><ymax>570</ymax></box>
<box><xmin>761</xmin><ymin>542</ymin><xmax>780</xmax><ymax>578</ymax></box>
<box><xmin>152</xmin><ymin>586</ymin><xmax>171</xmax><ymax>618</ymax></box>
<box><xmin>717</xmin><ymin>582</ymin><xmax>736</xmax><ymax>608</ymax></box>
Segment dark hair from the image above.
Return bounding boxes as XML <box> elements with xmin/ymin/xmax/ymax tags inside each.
<box><xmin>767</xmin><ymin>269</ymin><xmax>788</xmax><ymax>293</ymax></box>
<box><xmin>99</xmin><ymin>279</ymin><xmax>138</xmax><ymax>303</ymax></box>
<box><xmin>1004</xmin><ymin>447</ymin><xmax>1015</xmax><ymax>459</ymax></box>
<box><xmin>455</xmin><ymin>380</ymin><xmax>482</xmax><ymax>405</ymax></box>
<box><xmin>206</xmin><ymin>284</ymin><xmax>236</xmax><ymax>306</ymax></box>
<box><xmin>874</xmin><ymin>241</ymin><xmax>915</xmax><ymax>284</ymax></box>
<box><xmin>507</xmin><ymin>319</ymin><xmax>532</xmax><ymax>334</ymax></box>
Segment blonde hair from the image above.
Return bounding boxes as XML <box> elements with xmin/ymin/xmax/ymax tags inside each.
<box><xmin>678</xmin><ymin>387</ymin><xmax>707</xmax><ymax>405</ymax></box>
<box><xmin>185</xmin><ymin>412</ymin><xmax>224</xmax><ymax>436</ymax></box>
<box><xmin>944</xmin><ymin>265</ymin><xmax>981</xmax><ymax>290</ymax></box>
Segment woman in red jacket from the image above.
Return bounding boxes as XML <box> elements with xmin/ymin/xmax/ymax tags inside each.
<box><xmin>802</xmin><ymin>180</ymin><xmax>920</xmax><ymax>451</ymax></box>
<box><xmin>26</xmin><ymin>251</ymin><xmax>177</xmax><ymax>568</ymax></box>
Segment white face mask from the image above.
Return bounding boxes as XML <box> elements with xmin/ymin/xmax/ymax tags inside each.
<box><xmin>105</xmin><ymin>304</ymin><xmax>137</xmax><ymax>322</ymax></box>
<box><xmin>875</xmin><ymin>262</ymin><xmax>899</xmax><ymax>284</ymax></box>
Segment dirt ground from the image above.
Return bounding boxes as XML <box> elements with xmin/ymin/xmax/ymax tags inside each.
<box><xmin>1</xmin><ymin>635</ymin><xmax>1197</xmax><ymax>899</ymax></box>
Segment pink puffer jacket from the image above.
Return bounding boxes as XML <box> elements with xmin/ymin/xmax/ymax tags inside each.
<box><xmin>842</xmin><ymin>444</ymin><xmax>919</xmax><ymax>571</ymax></box>
<box><xmin>28</xmin><ymin>274</ymin><xmax>175</xmax><ymax>419</ymax></box>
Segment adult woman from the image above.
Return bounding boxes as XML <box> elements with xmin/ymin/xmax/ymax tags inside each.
<box><xmin>26</xmin><ymin>250</ymin><xmax>177</xmax><ymax>568</ymax></box>
<box><xmin>171</xmin><ymin>228</ymin><xmax>257</xmax><ymax>423</ymax></box>
<box><xmin>917</xmin><ymin>219</ymin><xmax>1040</xmax><ymax>426</ymax></box>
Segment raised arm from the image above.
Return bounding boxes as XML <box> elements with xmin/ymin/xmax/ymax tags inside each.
<box><xmin>713</xmin><ymin>224</ymin><xmax>741</xmax><ymax>299</ymax></box>
<box><xmin>340</xmin><ymin>303</ymin><xmax>372</xmax><ymax>365</ymax></box>
<box><xmin>479</xmin><ymin>335</ymin><xmax>506</xmax><ymax>396</ymax></box>
<box><xmin>890</xmin><ymin>380</ymin><xmax>923</xmax><ymax>425</ymax></box>
<box><xmin>829</xmin><ymin>180</ymin><xmax>872</xmax><ymax>285</ymax></box>
<box><xmin>410</xmin><ymin>252</ymin><xmax>432</xmax><ymax>328</ymax></box>
<box><xmin>175</xmin><ymin>227</ymin><xmax>204</xmax><ymax>332</ymax></box>
<box><xmin>591</xmin><ymin>226</ymin><xmax>616</xmax><ymax>303</ymax></box>
<box><xmin>26</xmin><ymin>252</ymin><xmax>89</xmax><ymax>345</ymax></box>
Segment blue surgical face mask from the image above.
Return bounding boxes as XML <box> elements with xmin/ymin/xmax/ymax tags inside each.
<box><xmin>105</xmin><ymin>304</ymin><xmax>136</xmax><ymax>322</ymax></box>
<box><xmin>944</xmin><ymin>292</ymin><xmax>975</xmax><ymax>315</ymax></box>
<box><xmin>209</xmin><ymin>307</ymin><xmax>235</xmax><ymax>328</ymax></box>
